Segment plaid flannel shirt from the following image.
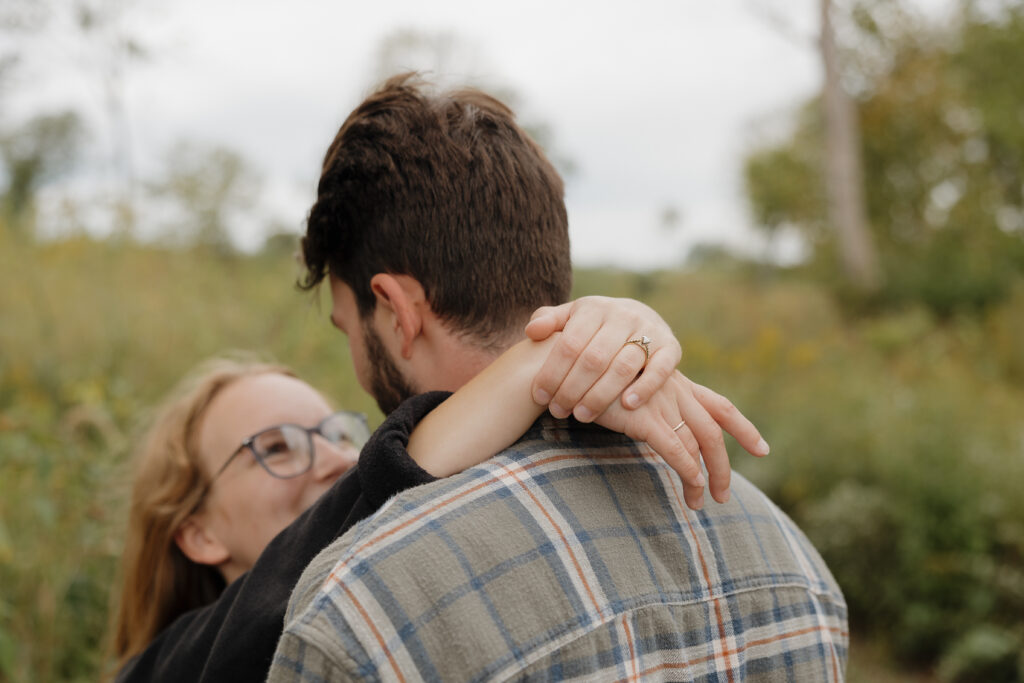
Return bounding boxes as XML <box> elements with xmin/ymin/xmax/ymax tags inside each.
<box><xmin>270</xmin><ymin>416</ymin><xmax>848</xmax><ymax>682</ymax></box>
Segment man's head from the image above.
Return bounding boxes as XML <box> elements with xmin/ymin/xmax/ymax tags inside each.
<box><xmin>302</xmin><ymin>74</ymin><xmax>571</xmax><ymax>410</ymax></box>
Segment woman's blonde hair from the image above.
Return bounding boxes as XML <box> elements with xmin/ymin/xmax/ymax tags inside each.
<box><xmin>108</xmin><ymin>356</ymin><xmax>293</xmax><ymax>672</ymax></box>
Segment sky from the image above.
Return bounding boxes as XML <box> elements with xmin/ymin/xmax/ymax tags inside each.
<box><xmin>7</xmin><ymin>0</ymin><xmax>957</xmax><ymax>269</ymax></box>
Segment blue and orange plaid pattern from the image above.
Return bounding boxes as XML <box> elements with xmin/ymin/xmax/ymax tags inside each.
<box><xmin>271</xmin><ymin>417</ymin><xmax>848</xmax><ymax>682</ymax></box>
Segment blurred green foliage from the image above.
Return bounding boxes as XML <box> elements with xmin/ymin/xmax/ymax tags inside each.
<box><xmin>2</xmin><ymin>233</ymin><xmax>1021</xmax><ymax>680</ymax></box>
<box><xmin>744</xmin><ymin>2</ymin><xmax>1024</xmax><ymax>316</ymax></box>
<box><xmin>0</xmin><ymin>111</ymin><xmax>85</xmax><ymax>232</ymax></box>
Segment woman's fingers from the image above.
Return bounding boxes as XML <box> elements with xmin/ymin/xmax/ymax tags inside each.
<box><xmin>524</xmin><ymin>299</ymin><xmax>768</xmax><ymax>509</ymax></box>
<box><xmin>524</xmin><ymin>303</ymin><xmax>573</xmax><ymax>342</ymax></box>
<box><xmin>569</xmin><ymin>344</ymin><xmax>647</xmax><ymax>422</ymax></box>
<box><xmin>639</xmin><ymin>414</ymin><xmax>705</xmax><ymax>489</ymax></box>
<box><xmin>556</xmin><ymin>303</ymin><xmax>679</xmax><ymax>418</ymax></box>
<box><xmin>689</xmin><ymin>381</ymin><xmax>770</xmax><ymax>457</ymax></box>
<box><xmin>527</xmin><ymin>296</ymin><xmax>682</xmax><ymax>420</ymax></box>
<box><xmin>675</xmin><ymin>379</ymin><xmax>732</xmax><ymax>504</ymax></box>
<box><xmin>556</xmin><ymin>324</ymin><xmax>649</xmax><ymax>420</ymax></box>
<box><xmin>591</xmin><ymin>372</ymin><xmax>744</xmax><ymax>509</ymax></box>
<box><xmin>682</xmin><ymin>480</ymin><xmax>706</xmax><ymax>511</ymax></box>
<box><xmin>674</xmin><ymin>423</ymin><xmax>709</xmax><ymax>511</ymax></box>
<box><xmin>573</xmin><ymin>331</ymin><xmax>684</xmax><ymax>417</ymax></box>
<box><xmin>529</xmin><ymin>305</ymin><xmax>605</xmax><ymax>414</ymax></box>
<box><xmin>619</xmin><ymin>342</ymin><xmax>681</xmax><ymax>410</ymax></box>
<box><xmin>592</xmin><ymin>373</ymin><xmax>713</xmax><ymax>501</ymax></box>
<box><xmin>592</xmin><ymin>369</ymin><xmax>768</xmax><ymax>509</ymax></box>
<box><xmin>526</xmin><ymin>297</ymin><xmax>649</xmax><ymax>417</ymax></box>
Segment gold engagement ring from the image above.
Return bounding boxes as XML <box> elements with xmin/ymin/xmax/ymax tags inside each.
<box><xmin>624</xmin><ymin>335</ymin><xmax>652</xmax><ymax>365</ymax></box>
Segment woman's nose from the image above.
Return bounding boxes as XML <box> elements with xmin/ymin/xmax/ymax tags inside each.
<box><xmin>312</xmin><ymin>438</ymin><xmax>358</xmax><ymax>482</ymax></box>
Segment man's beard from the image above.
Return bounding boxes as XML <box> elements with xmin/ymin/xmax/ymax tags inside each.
<box><xmin>362</xmin><ymin>319</ymin><xmax>417</xmax><ymax>415</ymax></box>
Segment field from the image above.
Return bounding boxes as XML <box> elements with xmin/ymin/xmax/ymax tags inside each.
<box><xmin>2</xmin><ymin>234</ymin><xmax>1023</xmax><ymax>681</ymax></box>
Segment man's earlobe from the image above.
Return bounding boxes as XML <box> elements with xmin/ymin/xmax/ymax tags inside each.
<box><xmin>174</xmin><ymin>517</ymin><xmax>231</xmax><ymax>567</ymax></box>
<box><xmin>370</xmin><ymin>273</ymin><xmax>424</xmax><ymax>358</ymax></box>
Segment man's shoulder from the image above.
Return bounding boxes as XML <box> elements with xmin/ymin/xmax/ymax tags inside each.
<box><xmin>344</xmin><ymin>417</ymin><xmax>823</xmax><ymax>572</ymax></box>
<box><xmin>273</xmin><ymin>417</ymin><xmax>847</xmax><ymax>682</ymax></box>
<box><xmin>285</xmin><ymin>416</ymin><xmax>842</xmax><ymax>609</ymax></box>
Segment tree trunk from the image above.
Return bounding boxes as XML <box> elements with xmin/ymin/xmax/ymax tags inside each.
<box><xmin>820</xmin><ymin>0</ymin><xmax>882</xmax><ymax>291</ymax></box>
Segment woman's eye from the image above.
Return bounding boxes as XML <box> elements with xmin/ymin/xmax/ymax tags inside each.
<box><xmin>257</xmin><ymin>436</ymin><xmax>292</xmax><ymax>458</ymax></box>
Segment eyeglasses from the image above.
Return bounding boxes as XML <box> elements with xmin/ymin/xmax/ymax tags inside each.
<box><xmin>210</xmin><ymin>410</ymin><xmax>370</xmax><ymax>482</ymax></box>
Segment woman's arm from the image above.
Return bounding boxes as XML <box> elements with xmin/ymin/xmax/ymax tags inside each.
<box><xmin>408</xmin><ymin>323</ymin><xmax>768</xmax><ymax>509</ymax></box>
<box><xmin>407</xmin><ymin>337</ymin><xmax>554</xmax><ymax>478</ymax></box>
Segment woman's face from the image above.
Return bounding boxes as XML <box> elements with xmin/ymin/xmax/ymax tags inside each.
<box><xmin>192</xmin><ymin>373</ymin><xmax>359</xmax><ymax>582</ymax></box>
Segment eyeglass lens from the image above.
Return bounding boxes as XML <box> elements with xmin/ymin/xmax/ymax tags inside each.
<box><xmin>252</xmin><ymin>426</ymin><xmax>312</xmax><ymax>477</ymax></box>
<box><xmin>319</xmin><ymin>412</ymin><xmax>370</xmax><ymax>448</ymax></box>
<box><xmin>250</xmin><ymin>412</ymin><xmax>369</xmax><ymax>478</ymax></box>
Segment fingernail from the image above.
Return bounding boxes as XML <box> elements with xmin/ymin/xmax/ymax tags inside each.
<box><xmin>694</xmin><ymin>473</ymin><xmax>706</xmax><ymax>487</ymax></box>
<box><xmin>574</xmin><ymin>405</ymin><xmax>593</xmax><ymax>422</ymax></box>
<box><xmin>550</xmin><ymin>403</ymin><xmax>569</xmax><ymax>419</ymax></box>
<box><xmin>721</xmin><ymin>489</ymin><xmax>731</xmax><ymax>504</ymax></box>
<box><xmin>756</xmin><ymin>439</ymin><xmax>770</xmax><ymax>455</ymax></box>
<box><xmin>696</xmin><ymin>494</ymin><xmax>705</xmax><ymax>509</ymax></box>
<box><xmin>624</xmin><ymin>393</ymin><xmax>640</xmax><ymax>408</ymax></box>
<box><xmin>534</xmin><ymin>388</ymin><xmax>551</xmax><ymax>405</ymax></box>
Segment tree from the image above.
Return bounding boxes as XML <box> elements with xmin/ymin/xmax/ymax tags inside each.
<box><xmin>73</xmin><ymin>0</ymin><xmax>151</xmax><ymax>218</ymax></box>
<box><xmin>0</xmin><ymin>111</ymin><xmax>85</xmax><ymax>235</ymax></box>
<box><xmin>820</xmin><ymin>0</ymin><xmax>882</xmax><ymax>291</ymax></box>
<box><xmin>1</xmin><ymin>0</ymin><xmax>152</xmax><ymax>239</ymax></box>
<box><xmin>744</xmin><ymin>0</ymin><xmax>1024</xmax><ymax>315</ymax></box>
<box><xmin>147</xmin><ymin>142</ymin><xmax>261</xmax><ymax>255</ymax></box>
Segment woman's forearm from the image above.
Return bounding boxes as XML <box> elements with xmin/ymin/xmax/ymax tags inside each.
<box><xmin>406</xmin><ymin>336</ymin><xmax>556</xmax><ymax>477</ymax></box>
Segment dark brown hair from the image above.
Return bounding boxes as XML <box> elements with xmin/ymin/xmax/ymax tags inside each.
<box><xmin>301</xmin><ymin>73</ymin><xmax>571</xmax><ymax>347</ymax></box>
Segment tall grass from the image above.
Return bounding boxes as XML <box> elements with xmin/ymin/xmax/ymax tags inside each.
<box><xmin>2</xmin><ymin>238</ymin><xmax>1023</xmax><ymax>681</ymax></box>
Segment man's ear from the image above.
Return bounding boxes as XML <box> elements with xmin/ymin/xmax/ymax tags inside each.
<box><xmin>369</xmin><ymin>273</ymin><xmax>425</xmax><ymax>359</ymax></box>
<box><xmin>174</xmin><ymin>517</ymin><xmax>231</xmax><ymax>568</ymax></box>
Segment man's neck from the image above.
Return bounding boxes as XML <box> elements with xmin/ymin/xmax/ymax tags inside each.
<box><xmin>417</xmin><ymin>330</ymin><xmax>525</xmax><ymax>394</ymax></box>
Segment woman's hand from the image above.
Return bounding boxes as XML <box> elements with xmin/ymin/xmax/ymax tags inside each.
<box><xmin>526</xmin><ymin>296</ymin><xmax>770</xmax><ymax>508</ymax></box>
<box><xmin>525</xmin><ymin>296</ymin><xmax>681</xmax><ymax>419</ymax></box>
<box><xmin>594</xmin><ymin>371</ymin><xmax>770</xmax><ymax>510</ymax></box>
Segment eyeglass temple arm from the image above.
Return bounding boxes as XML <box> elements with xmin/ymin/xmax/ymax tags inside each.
<box><xmin>213</xmin><ymin>441</ymin><xmax>251</xmax><ymax>480</ymax></box>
